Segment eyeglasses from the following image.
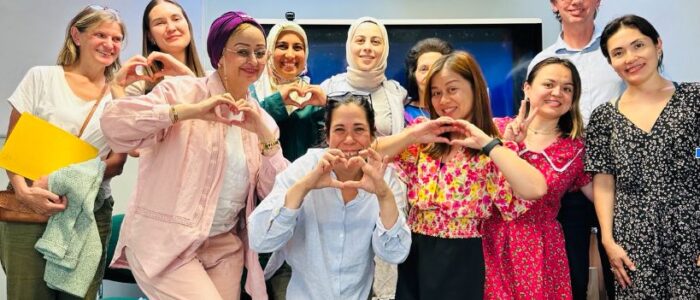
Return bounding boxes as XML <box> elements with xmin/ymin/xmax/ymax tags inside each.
<box><xmin>326</xmin><ymin>91</ymin><xmax>373</xmax><ymax>112</ymax></box>
<box><xmin>224</xmin><ymin>48</ymin><xmax>267</xmax><ymax>60</ymax></box>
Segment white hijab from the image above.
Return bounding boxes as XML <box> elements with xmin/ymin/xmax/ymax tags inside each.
<box><xmin>345</xmin><ymin>17</ymin><xmax>389</xmax><ymax>92</ymax></box>
<box><xmin>254</xmin><ymin>21</ymin><xmax>309</xmax><ymax>99</ymax></box>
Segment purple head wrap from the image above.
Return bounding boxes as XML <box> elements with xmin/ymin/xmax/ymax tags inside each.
<box><xmin>207</xmin><ymin>11</ymin><xmax>264</xmax><ymax>69</ymax></box>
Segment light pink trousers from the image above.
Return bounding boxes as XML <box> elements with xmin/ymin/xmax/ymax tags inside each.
<box><xmin>125</xmin><ymin>232</ymin><xmax>245</xmax><ymax>300</ymax></box>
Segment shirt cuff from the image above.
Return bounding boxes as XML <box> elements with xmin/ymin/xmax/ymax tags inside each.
<box><xmin>270</xmin><ymin>205</ymin><xmax>299</xmax><ymax>227</ymax></box>
<box><xmin>375</xmin><ymin>213</ymin><xmax>405</xmax><ymax>237</ymax></box>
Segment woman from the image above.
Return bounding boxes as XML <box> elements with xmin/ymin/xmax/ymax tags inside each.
<box><xmin>483</xmin><ymin>57</ymin><xmax>591</xmax><ymax>299</ymax></box>
<box><xmin>587</xmin><ymin>14</ymin><xmax>699</xmax><ymax>299</ymax></box>
<box><xmin>100</xmin><ymin>11</ymin><xmax>287</xmax><ymax>299</ymax></box>
<box><xmin>252</xmin><ymin>20</ymin><xmax>326</xmax><ymax>162</ymax></box>
<box><xmin>119</xmin><ymin>0</ymin><xmax>205</xmax><ymax>97</ymax></box>
<box><xmin>248</xmin><ymin>92</ymin><xmax>411</xmax><ymax>300</ymax></box>
<box><xmin>377</xmin><ymin>51</ymin><xmax>547</xmax><ymax>299</ymax></box>
<box><xmin>0</xmin><ymin>5</ymin><xmax>127</xmax><ymax>299</ymax></box>
<box><xmin>321</xmin><ymin>16</ymin><xmax>406</xmax><ymax>137</ymax></box>
<box><xmin>403</xmin><ymin>38</ymin><xmax>453</xmax><ymax>124</ymax></box>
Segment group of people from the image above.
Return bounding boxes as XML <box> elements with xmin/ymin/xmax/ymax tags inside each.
<box><xmin>1</xmin><ymin>0</ymin><xmax>698</xmax><ymax>300</ymax></box>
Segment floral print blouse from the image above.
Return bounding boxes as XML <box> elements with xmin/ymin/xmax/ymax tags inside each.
<box><xmin>392</xmin><ymin>117</ymin><xmax>534</xmax><ymax>238</ymax></box>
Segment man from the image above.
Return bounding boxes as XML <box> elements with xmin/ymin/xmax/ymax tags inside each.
<box><xmin>527</xmin><ymin>0</ymin><xmax>624</xmax><ymax>299</ymax></box>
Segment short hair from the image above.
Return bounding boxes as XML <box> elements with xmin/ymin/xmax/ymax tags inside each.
<box><xmin>526</xmin><ymin>57</ymin><xmax>584</xmax><ymax>139</ymax></box>
<box><xmin>323</xmin><ymin>95</ymin><xmax>377</xmax><ymax>144</ymax></box>
<box><xmin>404</xmin><ymin>38</ymin><xmax>453</xmax><ymax>101</ymax></box>
<box><xmin>600</xmin><ymin>14</ymin><xmax>663</xmax><ymax>69</ymax></box>
<box><xmin>57</xmin><ymin>5</ymin><xmax>126</xmax><ymax>81</ymax></box>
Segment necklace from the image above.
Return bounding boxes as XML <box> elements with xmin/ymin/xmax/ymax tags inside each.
<box><xmin>527</xmin><ymin>127</ymin><xmax>560</xmax><ymax>135</ymax></box>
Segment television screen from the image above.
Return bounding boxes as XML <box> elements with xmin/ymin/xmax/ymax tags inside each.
<box><xmin>261</xmin><ymin>20</ymin><xmax>542</xmax><ymax>117</ymax></box>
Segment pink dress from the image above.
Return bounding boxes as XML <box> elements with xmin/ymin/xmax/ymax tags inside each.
<box><xmin>482</xmin><ymin>117</ymin><xmax>591</xmax><ymax>300</ymax></box>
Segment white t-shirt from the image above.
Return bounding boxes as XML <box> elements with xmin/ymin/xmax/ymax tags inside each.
<box><xmin>209</xmin><ymin>125</ymin><xmax>249</xmax><ymax>236</ymax></box>
<box><xmin>8</xmin><ymin>65</ymin><xmax>114</xmax><ymax>196</ymax></box>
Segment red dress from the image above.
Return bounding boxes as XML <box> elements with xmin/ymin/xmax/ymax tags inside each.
<box><xmin>482</xmin><ymin>117</ymin><xmax>591</xmax><ymax>299</ymax></box>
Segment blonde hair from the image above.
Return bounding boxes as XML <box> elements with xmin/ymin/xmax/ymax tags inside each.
<box><xmin>57</xmin><ymin>6</ymin><xmax>126</xmax><ymax>81</ymax></box>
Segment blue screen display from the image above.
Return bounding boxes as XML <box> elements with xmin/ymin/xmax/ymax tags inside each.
<box><xmin>263</xmin><ymin>23</ymin><xmax>541</xmax><ymax>117</ymax></box>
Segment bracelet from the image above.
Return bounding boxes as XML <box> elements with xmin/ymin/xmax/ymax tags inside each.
<box><xmin>170</xmin><ymin>105</ymin><xmax>179</xmax><ymax>123</ymax></box>
<box><xmin>481</xmin><ymin>138</ymin><xmax>503</xmax><ymax>156</ymax></box>
<box><xmin>259</xmin><ymin>139</ymin><xmax>280</xmax><ymax>154</ymax></box>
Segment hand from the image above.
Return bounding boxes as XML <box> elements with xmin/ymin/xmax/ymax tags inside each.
<box><xmin>15</xmin><ymin>176</ymin><xmax>67</xmax><ymax>216</ymax></box>
<box><xmin>147</xmin><ymin>51</ymin><xmax>195</xmax><ymax>78</ymax></box>
<box><xmin>112</xmin><ymin>55</ymin><xmax>152</xmax><ymax>88</ymax></box>
<box><xmin>128</xmin><ymin>149</ymin><xmax>140</xmax><ymax>157</ymax></box>
<box><xmin>604</xmin><ymin>241</ymin><xmax>637</xmax><ymax>288</ymax></box>
<box><xmin>503</xmin><ymin>99</ymin><xmax>539</xmax><ymax>143</ymax></box>
<box><xmin>407</xmin><ymin>117</ymin><xmax>456</xmax><ymax>144</ymax></box>
<box><xmin>301</xmin><ymin>149</ymin><xmax>347</xmax><ymax>190</ymax></box>
<box><xmin>279</xmin><ymin>84</ymin><xmax>326</xmax><ymax>108</ymax></box>
<box><xmin>449</xmin><ymin>119</ymin><xmax>493</xmax><ymax>150</ymax></box>
<box><xmin>179</xmin><ymin>93</ymin><xmax>238</xmax><ymax>124</ymax></box>
<box><xmin>342</xmin><ymin>148</ymin><xmax>391</xmax><ymax>196</ymax></box>
<box><xmin>227</xmin><ymin>98</ymin><xmax>275</xmax><ymax>139</ymax></box>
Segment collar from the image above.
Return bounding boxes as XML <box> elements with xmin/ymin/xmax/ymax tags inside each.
<box><xmin>518</xmin><ymin>137</ymin><xmax>585</xmax><ymax>173</ymax></box>
<box><xmin>553</xmin><ymin>25</ymin><xmax>603</xmax><ymax>53</ymax></box>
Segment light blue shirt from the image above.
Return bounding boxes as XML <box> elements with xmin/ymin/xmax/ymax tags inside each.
<box><xmin>528</xmin><ymin>27</ymin><xmax>625</xmax><ymax>126</ymax></box>
<box><xmin>248</xmin><ymin>148</ymin><xmax>411</xmax><ymax>300</ymax></box>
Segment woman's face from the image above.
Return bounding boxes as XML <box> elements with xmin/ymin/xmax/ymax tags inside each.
<box><xmin>524</xmin><ymin>63</ymin><xmax>575</xmax><ymax>120</ymax></box>
<box><xmin>415</xmin><ymin>51</ymin><xmax>443</xmax><ymax>100</ymax></box>
<box><xmin>148</xmin><ymin>1</ymin><xmax>191</xmax><ymax>55</ymax></box>
<box><xmin>272</xmin><ymin>31</ymin><xmax>306</xmax><ymax>81</ymax></box>
<box><xmin>219</xmin><ymin>26</ymin><xmax>266</xmax><ymax>88</ymax></box>
<box><xmin>328</xmin><ymin>103</ymin><xmax>372</xmax><ymax>157</ymax></box>
<box><xmin>606</xmin><ymin>26</ymin><xmax>662</xmax><ymax>86</ymax></box>
<box><xmin>430</xmin><ymin>68</ymin><xmax>474</xmax><ymax>121</ymax></box>
<box><xmin>349</xmin><ymin>22</ymin><xmax>384</xmax><ymax>71</ymax></box>
<box><xmin>75</xmin><ymin>21</ymin><xmax>123</xmax><ymax>67</ymax></box>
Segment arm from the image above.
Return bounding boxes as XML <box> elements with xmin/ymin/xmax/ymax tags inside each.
<box><xmin>371</xmin><ymin>167</ymin><xmax>411</xmax><ymax>264</ymax></box>
<box><xmin>248</xmin><ymin>150</ymin><xmax>343</xmax><ymax>252</ymax></box>
<box><xmin>5</xmin><ymin>108</ymin><xmax>64</xmax><ymax>215</ymax></box>
<box><xmin>375</xmin><ymin>117</ymin><xmax>453</xmax><ymax>158</ymax></box>
<box><xmin>102</xmin><ymin>151</ymin><xmax>127</xmax><ymax>180</ymax></box>
<box><xmin>594</xmin><ymin>173</ymin><xmax>635</xmax><ymax>288</ymax></box>
<box><xmin>488</xmin><ymin>145</ymin><xmax>547</xmax><ymax>200</ymax></box>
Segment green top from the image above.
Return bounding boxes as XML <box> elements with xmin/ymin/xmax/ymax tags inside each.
<box><xmin>256</xmin><ymin>91</ymin><xmax>325</xmax><ymax>162</ymax></box>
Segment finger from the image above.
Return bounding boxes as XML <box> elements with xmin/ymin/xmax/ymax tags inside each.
<box><xmin>617</xmin><ymin>266</ymin><xmax>631</xmax><ymax>288</ymax></box>
<box><xmin>36</xmin><ymin>189</ymin><xmax>60</xmax><ymax>202</ymax></box>
<box><xmin>341</xmin><ymin>180</ymin><xmax>363</xmax><ymax>190</ymax></box>
<box><xmin>328</xmin><ymin>179</ymin><xmax>345</xmax><ymax>189</ymax></box>
<box><xmin>622</xmin><ymin>255</ymin><xmax>637</xmax><ymax>271</ymax></box>
<box><xmin>524</xmin><ymin>105</ymin><xmax>539</xmax><ymax>125</ymax></box>
<box><xmin>516</xmin><ymin>99</ymin><xmax>527</xmax><ymax>121</ymax></box>
<box><xmin>346</xmin><ymin>156</ymin><xmax>366</xmax><ymax>169</ymax></box>
<box><xmin>326</xmin><ymin>148</ymin><xmax>346</xmax><ymax>158</ymax></box>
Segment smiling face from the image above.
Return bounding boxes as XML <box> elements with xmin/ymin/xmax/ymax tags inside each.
<box><xmin>272</xmin><ymin>31</ymin><xmax>306</xmax><ymax>81</ymax></box>
<box><xmin>551</xmin><ymin>0</ymin><xmax>600</xmax><ymax>25</ymax></box>
<box><xmin>147</xmin><ymin>1</ymin><xmax>191</xmax><ymax>56</ymax></box>
<box><xmin>525</xmin><ymin>63</ymin><xmax>576</xmax><ymax>119</ymax></box>
<box><xmin>328</xmin><ymin>103</ymin><xmax>372</xmax><ymax>157</ymax></box>
<box><xmin>349</xmin><ymin>22</ymin><xmax>385</xmax><ymax>71</ymax></box>
<box><xmin>430</xmin><ymin>68</ymin><xmax>474</xmax><ymax>121</ymax></box>
<box><xmin>605</xmin><ymin>26</ymin><xmax>662</xmax><ymax>86</ymax></box>
<box><xmin>74</xmin><ymin>20</ymin><xmax>123</xmax><ymax>67</ymax></box>
<box><xmin>219</xmin><ymin>25</ymin><xmax>266</xmax><ymax>88</ymax></box>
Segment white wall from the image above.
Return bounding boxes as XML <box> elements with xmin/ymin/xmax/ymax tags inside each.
<box><xmin>1</xmin><ymin>0</ymin><xmax>699</xmax><ymax>298</ymax></box>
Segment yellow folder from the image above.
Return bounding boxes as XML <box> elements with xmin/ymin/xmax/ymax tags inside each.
<box><xmin>0</xmin><ymin>112</ymin><xmax>98</xmax><ymax>180</ymax></box>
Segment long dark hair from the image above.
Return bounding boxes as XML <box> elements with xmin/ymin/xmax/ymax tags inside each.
<box><xmin>423</xmin><ymin>51</ymin><xmax>501</xmax><ymax>158</ymax></box>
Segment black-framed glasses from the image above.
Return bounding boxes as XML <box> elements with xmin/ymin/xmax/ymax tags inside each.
<box><xmin>224</xmin><ymin>47</ymin><xmax>267</xmax><ymax>60</ymax></box>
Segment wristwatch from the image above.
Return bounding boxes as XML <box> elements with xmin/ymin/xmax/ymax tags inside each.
<box><xmin>481</xmin><ymin>138</ymin><xmax>503</xmax><ymax>156</ymax></box>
